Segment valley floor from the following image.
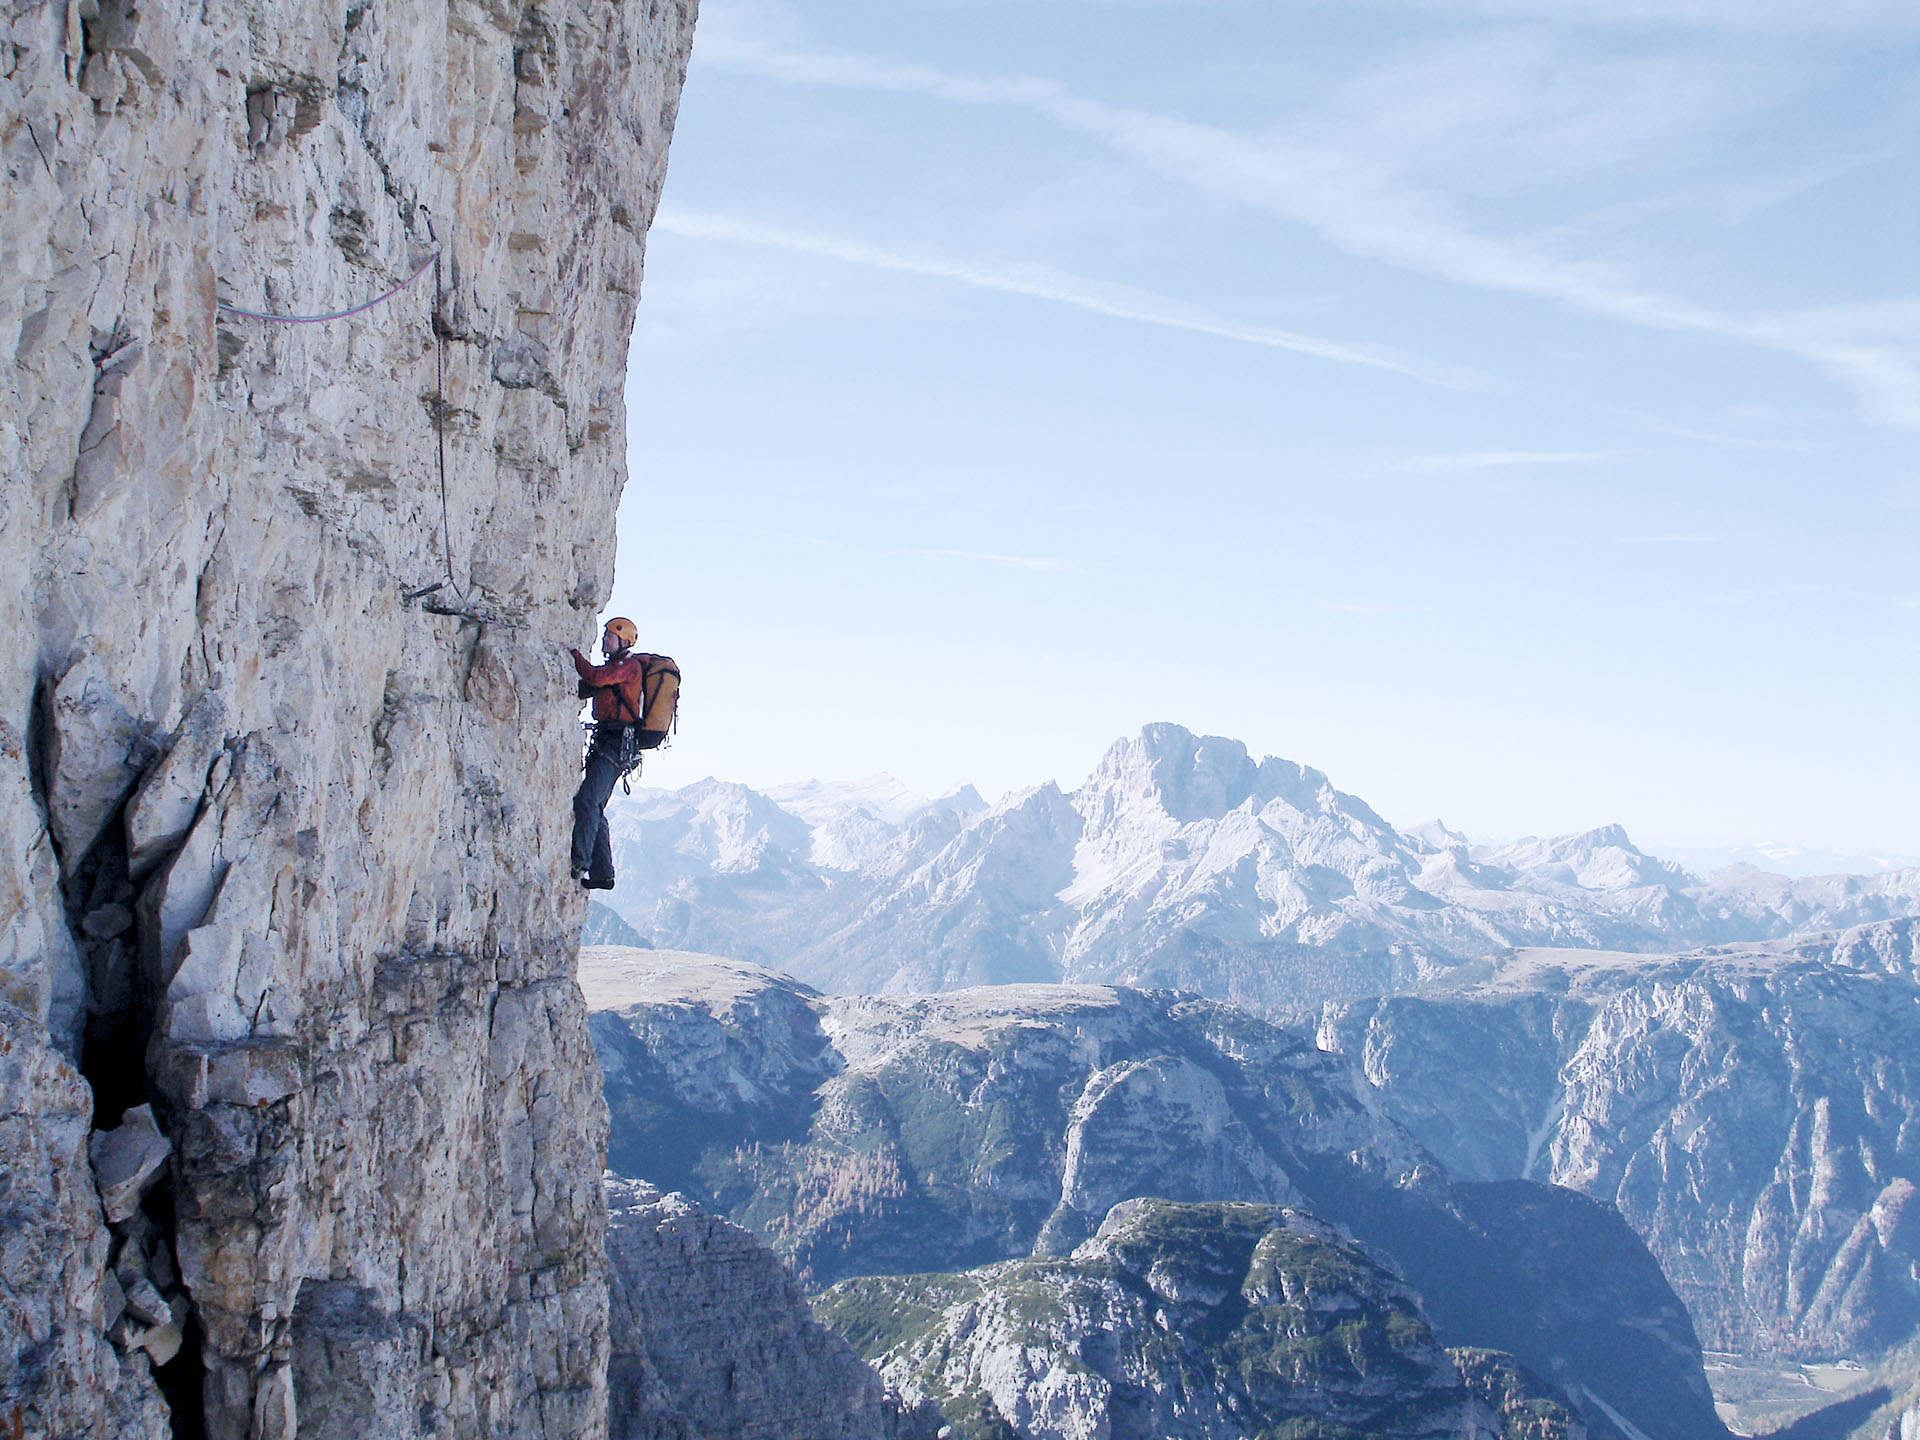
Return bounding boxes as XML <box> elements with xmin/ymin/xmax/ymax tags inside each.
<box><xmin>1704</xmin><ymin>1353</ymin><xmax>1874</xmax><ymax>1435</ymax></box>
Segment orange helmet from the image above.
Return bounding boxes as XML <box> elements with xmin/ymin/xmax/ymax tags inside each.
<box><xmin>603</xmin><ymin>617</ymin><xmax>638</xmax><ymax>651</ymax></box>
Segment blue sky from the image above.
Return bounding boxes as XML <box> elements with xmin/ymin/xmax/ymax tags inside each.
<box><xmin>609</xmin><ymin>0</ymin><xmax>1920</xmax><ymax>863</ymax></box>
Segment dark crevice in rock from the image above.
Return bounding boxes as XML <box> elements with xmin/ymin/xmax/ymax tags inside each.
<box><xmin>145</xmin><ymin>1177</ymin><xmax>209</xmax><ymax>1440</ymax></box>
<box><xmin>71</xmin><ymin>825</ymin><xmax>147</xmax><ymax>1123</ymax></box>
<box><xmin>65</xmin><ymin>756</ymin><xmax>213</xmax><ymax>1439</ymax></box>
<box><xmin>27</xmin><ymin>674</ymin><xmax>55</xmax><ymax>824</ymax></box>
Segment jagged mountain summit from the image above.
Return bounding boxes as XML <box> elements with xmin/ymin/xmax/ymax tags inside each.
<box><xmin>602</xmin><ymin>723</ymin><xmax>1920</xmax><ymax>1010</ymax></box>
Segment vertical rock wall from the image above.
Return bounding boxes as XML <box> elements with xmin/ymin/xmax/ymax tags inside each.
<box><xmin>1</xmin><ymin>0</ymin><xmax>697</xmax><ymax>1435</ymax></box>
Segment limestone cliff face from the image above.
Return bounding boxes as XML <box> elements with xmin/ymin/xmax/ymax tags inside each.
<box><xmin>1</xmin><ymin>1</ymin><xmax>695</xmax><ymax>1436</ymax></box>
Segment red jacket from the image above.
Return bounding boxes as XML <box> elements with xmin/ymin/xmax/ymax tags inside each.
<box><xmin>571</xmin><ymin>649</ymin><xmax>648</xmax><ymax>723</ymax></box>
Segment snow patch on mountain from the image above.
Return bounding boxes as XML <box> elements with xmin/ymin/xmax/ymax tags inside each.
<box><xmin>602</xmin><ymin>725</ymin><xmax>1920</xmax><ymax>1010</ymax></box>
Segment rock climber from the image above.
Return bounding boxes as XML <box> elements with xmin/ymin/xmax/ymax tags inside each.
<box><xmin>566</xmin><ymin>617</ymin><xmax>669</xmax><ymax>890</ymax></box>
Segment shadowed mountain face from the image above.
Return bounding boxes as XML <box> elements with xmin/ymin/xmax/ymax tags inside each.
<box><xmin>603</xmin><ymin>1177</ymin><xmax>942</xmax><ymax>1440</ymax></box>
<box><xmin>583</xmin><ymin>947</ymin><xmax>1728</xmax><ymax>1440</ymax></box>
<box><xmin>815</xmin><ymin>1199</ymin><xmax>1591</xmax><ymax>1440</ymax></box>
<box><xmin>1318</xmin><ymin>921</ymin><xmax>1920</xmax><ymax>1364</ymax></box>
<box><xmin>600</xmin><ymin>725</ymin><xmax>1920</xmax><ymax>1013</ymax></box>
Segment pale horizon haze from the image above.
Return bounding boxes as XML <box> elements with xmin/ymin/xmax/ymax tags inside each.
<box><xmin>602</xmin><ymin>0</ymin><xmax>1920</xmax><ymax>866</ymax></box>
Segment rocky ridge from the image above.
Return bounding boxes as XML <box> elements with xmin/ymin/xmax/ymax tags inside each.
<box><xmin>584</xmin><ymin>946</ymin><xmax>1729</xmax><ymax>1440</ymax></box>
<box><xmin>816</xmin><ymin>1198</ymin><xmax>1588</xmax><ymax>1440</ymax></box>
<box><xmin>1318</xmin><ymin>920</ymin><xmax>1920</xmax><ymax>1364</ymax></box>
<box><xmin>600</xmin><ymin>725</ymin><xmax>1920</xmax><ymax>1011</ymax></box>
<box><xmin>1</xmin><ymin>1</ymin><xmax>695</xmax><ymax>1435</ymax></box>
<box><xmin>603</xmin><ymin>1176</ymin><xmax>941</xmax><ymax>1440</ymax></box>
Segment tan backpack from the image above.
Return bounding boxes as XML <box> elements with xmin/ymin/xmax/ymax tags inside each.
<box><xmin>638</xmin><ymin>655</ymin><xmax>680</xmax><ymax>741</ymax></box>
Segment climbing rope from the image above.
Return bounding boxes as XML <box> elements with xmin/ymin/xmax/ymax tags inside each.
<box><xmin>430</xmin><ymin>225</ymin><xmax>453</xmax><ymax>587</ymax></box>
<box><xmin>215</xmin><ymin>250</ymin><xmax>439</xmax><ymax>325</ymax></box>
<box><xmin>218</xmin><ymin>228</ymin><xmax>462</xmax><ymax>598</ymax></box>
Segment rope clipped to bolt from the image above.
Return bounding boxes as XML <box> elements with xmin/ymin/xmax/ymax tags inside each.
<box><xmin>217</xmin><ymin>221</ymin><xmax>458</xmax><ymax>593</ymax></box>
<box><xmin>214</xmin><ymin>249</ymin><xmax>439</xmax><ymax>324</ymax></box>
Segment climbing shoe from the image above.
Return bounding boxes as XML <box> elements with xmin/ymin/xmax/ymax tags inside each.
<box><xmin>581</xmin><ymin>877</ymin><xmax>615</xmax><ymax>891</ymax></box>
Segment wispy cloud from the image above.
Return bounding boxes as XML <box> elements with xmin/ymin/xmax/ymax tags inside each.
<box><xmin>920</xmin><ymin>548</ymin><xmax>1076</xmax><ymax>571</ymax></box>
<box><xmin>995</xmin><ymin>0</ymin><xmax>1920</xmax><ymax>31</ymax></box>
<box><xmin>1647</xmin><ymin>423</ymin><xmax>1826</xmax><ymax>453</ymax></box>
<box><xmin>1314</xmin><ymin>0</ymin><xmax>1920</xmax><ymax>32</ymax></box>
<box><xmin>652</xmin><ymin>208</ymin><xmax>1448</xmax><ymax>382</ymax></box>
<box><xmin>695</xmin><ymin>16</ymin><xmax>1920</xmax><ymax>428</ymax></box>
<box><xmin>1381</xmin><ymin>449</ymin><xmax>1623</xmax><ymax>475</ymax></box>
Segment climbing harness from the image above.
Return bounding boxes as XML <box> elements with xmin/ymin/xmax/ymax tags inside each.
<box><xmin>583</xmin><ymin>685</ymin><xmax>649</xmax><ymax>795</ymax></box>
<box><xmin>216</xmin><ymin>217</ymin><xmax>468</xmax><ymax>604</ymax></box>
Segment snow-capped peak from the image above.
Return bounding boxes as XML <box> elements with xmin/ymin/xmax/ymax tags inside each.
<box><xmin>766</xmin><ymin>773</ymin><xmax>932</xmax><ymax>828</ymax></box>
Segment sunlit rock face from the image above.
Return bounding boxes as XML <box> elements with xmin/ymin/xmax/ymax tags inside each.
<box><xmin>0</xmin><ymin>0</ymin><xmax>696</xmax><ymax>1434</ymax></box>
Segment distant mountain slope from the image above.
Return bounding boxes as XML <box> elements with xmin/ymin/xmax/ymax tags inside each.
<box><xmin>816</xmin><ymin>1199</ymin><xmax>1589</xmax><ymax>1440</ymax></box>
<box><xmin>1318</xmin><ymin>919</ymin><xmax>1920</xmax><ymax>1363</ymax></box>
<box><xmin>585</xmin><ymin>900</ymin><xmax>649</xmax><ymax>948</ymax></box>
<box><xmin>584</xmin><ymin>947</ymin><xmax>1728</xmax><ymax>1440</ymax></box>
<box><xmin>602</xmin><ymin>724</ymin><xmax>1920</xmax><ymax>1011</ymax></box>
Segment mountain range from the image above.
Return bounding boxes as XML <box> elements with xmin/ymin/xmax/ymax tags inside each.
<box><xmin>602</xmin><ymin>724</ymin><xmax>1920</xmax><ymax>1013</ymax></box>
<box><xmin>584</xmin><ymin>924</ymin><xmax>1920</xmax><ymax>1437</ymax></box>
<box><xmin>582</xmin><ymin>946</ymin><xmax>1729</xmax><ymax>1440</ymax></box>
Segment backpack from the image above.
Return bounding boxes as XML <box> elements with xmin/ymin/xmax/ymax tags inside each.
<box><xmin>637</xmin><ymin>655</ymin><xmax>680</xmax><ymax>741</ymax></box>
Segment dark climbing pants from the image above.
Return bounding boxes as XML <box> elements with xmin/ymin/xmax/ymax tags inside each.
<box><xmin>571</xmin><ymin>728</ymin><xmax>629</xmax><ymax>883</ymax></box>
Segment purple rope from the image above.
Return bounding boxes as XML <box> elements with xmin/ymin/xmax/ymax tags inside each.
<box><xmin>217</xmin><ymin>251</ymin><xmax>440</xmax><ymax>324</ymax></box>
<box><xmin>430</xmin><ymin>228</ymin><xmax>454</xmax><ymax>585</ymax></box>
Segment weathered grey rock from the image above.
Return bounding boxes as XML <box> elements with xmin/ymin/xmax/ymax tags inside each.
<box><xmin>88</xmin><ymin>1102</ymin><xmax>173</xmax><ymax>1223</ymax></box>
<box><xmin>603</xmin><ymin>1177</ymin><xmax>942</xmax><ymax>1440</ymax></box>
<box><xmin>125</xmin><ymin>690</ymin><xmax>227</xmax><ymax>878</ymax></box>
<box><xmin>1886</xmin><ymin>1388</ymin><xmax>1920</xmax><ymax>1440</ymax></box>
<box><xmin>0</xmin><ymin>1001</ymin><xmax>170</xmax><ymax>1438</ymax></box>
<box><xmin>122</xmin><ymin>1273</ymin><xmax>171</xmax><ymax>1327</ymax></box>
<box><xmin>1</xmin><ymin>0</ymin><xmax>699</xmax><ymax>1434</ymax></box>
